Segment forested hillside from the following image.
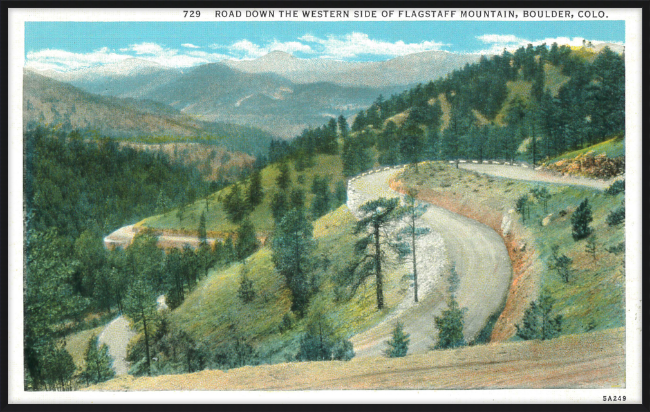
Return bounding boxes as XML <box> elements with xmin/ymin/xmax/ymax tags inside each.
<box><xmin>286</xmin><ymin>43</ymin><xmax>624</xmax><ymax>171</ymax></box>
<box><xmin>23</xmin><ymin>126</ymin><xmax>210</xmax><ymax>390</ymax></box>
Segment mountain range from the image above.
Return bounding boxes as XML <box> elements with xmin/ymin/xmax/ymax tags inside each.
<box><xmin>29</xmin><ymin>50</ymin><xmax>482</xmax><ymax>138</ymax></box>
<box><xmin>23</xmin><ymin>71</ymin><xmax>274</xmax><ymax>156</ymax></box>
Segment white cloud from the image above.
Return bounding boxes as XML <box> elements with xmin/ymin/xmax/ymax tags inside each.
<box><xmin>120</xmin><ymin>42</ymin><xmax>168</xmax><ymax>56</ymax></box>
<box><xmin>211</xmin><ymin>39</ymin><xmax>313</xmax><ymax>59</ymax></box>
<box><xmin>26</xmin><ymin>42</ymin><xmax>231</xmax><ymax>72</ymax></box>
<box><xmin>181</xmin><ymin>43</ymin><xmax>201</xmax><ymax>49</ymax></box>
<box><xmin>477</xmin><ymin>34</ymin><xmax>524</xmax><ymax>45</ymax></box>
<box><xmin>298</xmin><ymin>32</ymin><xmax>447</xmax><ymax>59</ymax></box>
<box><xmin>25</xmin><ymin>47</ymin><xmax>132</xmax><ymax>71</ymax></box>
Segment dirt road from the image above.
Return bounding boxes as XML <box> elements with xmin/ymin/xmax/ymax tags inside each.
<box><xmin>97</xmin><ymin>316</ymin><xmax>136</xmax><ymax>376</ymax></box>
<box><xmin>347</xmin><ymin>168</ymin><xmax>511</xmax><ymax>357</ymax></box>
<box><xmin>458</xmin><ymin>163</ymin><xmax>617</xmax><ymax>190</ymax></box>
<box><xmin>103</xmin><ymin>224</ymin><xmax>220</xmax><ymax>250</ymax></box>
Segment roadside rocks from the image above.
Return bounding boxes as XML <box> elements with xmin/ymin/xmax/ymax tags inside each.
<box><xmin>545</xmin><ymin>152</ymin><xmax>624</xmax><ymax>179</ymax></box>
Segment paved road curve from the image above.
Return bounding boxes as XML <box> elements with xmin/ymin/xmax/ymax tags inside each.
<box><xmin>97</xmin><ymin>316</ymin><xmax>136</xmax><ymax>376</ymax></box>
<box><xmin>458</xmin><ymin>163</ymin><xmax>617</xmax><ymax>190</ymax></box>
<box><xmin>347</xmin><ymin>168</ymin><xmax>511</xmax><ymax>357</ymax></box>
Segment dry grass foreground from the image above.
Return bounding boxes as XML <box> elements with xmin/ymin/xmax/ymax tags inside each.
<box><xmin>87</xmin><ymin>328</ymin><xmax>624</xmax><ymax>390</ymax></box>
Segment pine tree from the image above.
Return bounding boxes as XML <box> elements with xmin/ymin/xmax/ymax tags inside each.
<box><xmin>398</xmin><ymin>190</ymin><xmax>430</xmax><ymax>303</ymax></box>
<box><xmin>515</xmin><ymin>291</ymin><xmax>562</xmax><ymax>340</ymax></box>
<box><xmin>270</xmin><ymin>191</ymin><xmax>289</xmax><ymax>225</ymax></box>
<box><xmin>276</xmin><ymin>162</ymin><xmax>291</xmax><ymax>191</ymax></box>
<box><xmin>235</xmin><ymin>219</ymin><xmax>260</xmax><ymax>261</ymax></box>
<box><xmin>571</xmin><ymin>198</ymin><xmax>593</xmax><ymax>240</ymax></box>
<box><xmin>433</xmin><ymin>295</ymin><xmax>466</xmax><ymax>350</ymax></box>
<box><xmin>237</xmin><ymin>265</ymin><xmax>256</xmax><ymax>304</ymax></box>
<box><xmin>271</xmin><ymin>209</ymin><xmax>316</xmax><ymax>315</ymax></box>
<box><xmin>82</xmin><ymin>334</ymin><xmax>115</xmax><ymax>385</ymax></box>
<box><xmin>245</xmin><ymin>170</ymin><xmax>264</xmax><ymax>209</ymax></box>
<box><xmin>585</xmin><ymin>235</ymin><xmax>598</xmax><ymax>261</ymax></box>
<box><xmin>289</xmin><ymin>188</ymin><xmax>306</xmax><ymax>210</ymax></box>
<box><xmin>384</xmin><ymin>322</ymin><xmax>410</xmax><ymax>358</ymax></box>
<box><xmin>343</xmin><ymin>198</ymin><xmax>404</xmax><ymax>310</ymax></box>
<box><xmin>338</xmin><ymin>115</ymin><xmax>349</xmax><ymax>139</ymax></box>
<box><xmin>198</xmin><ymin>211</ymin><xmax>207</xmax><ymax>247</ymax></box>
<box><xmin>549</xmin><ymin>245</ymin><xmax>573</xmax><ymax>283</ymax></box>
<box><xmin>222</xmin><ymin>184</ymin><xmax>247</xmax><ymax>223</ymax></box>
<box><xmin>123</xmin><ymin>279</ymin><xmax>157</xmax><ymax>376</ymax></box>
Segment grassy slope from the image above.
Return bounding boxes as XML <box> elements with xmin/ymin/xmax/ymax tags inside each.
<box><xmin>88</xmin><ymin>327</ymin><xmax>624</xmax><ymax>390</ymax></box>
<box><xmin>168</xmin><ymin>205</ymin><xmax>409</xmax><ymax>363</ymax></box>
<box><xmin>545</xmin><ymin>136</ymin><xmax>626</xmax><ymax>163</ymax></box>
<box><xmin>65</xmin><ymin>326</ymin><xmax>104</xmax><ymax>370</ymax></box>
<box><xmin>139</xmin><ymin>154</ymin><xmax>346</xmax><ymax>235</ymax></box>
<box><xmin>397</xmin><ymin>162</ymin><xmax>625</xmax><ymax>337</ymax></box>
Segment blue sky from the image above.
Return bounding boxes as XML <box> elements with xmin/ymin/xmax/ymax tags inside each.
<box><xmin>25</xmin><ymin>20</ymin><xmax>625</xmax><ymax>71</ymax></box>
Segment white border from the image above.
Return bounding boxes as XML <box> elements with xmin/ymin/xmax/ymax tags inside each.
<box><xmin>7</xmin><ymin>7</ymin><xmax>643</xmax><ymax>404</ymax></box>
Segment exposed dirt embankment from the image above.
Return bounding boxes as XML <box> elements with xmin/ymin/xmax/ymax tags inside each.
<box><xmin>390</xmin><ymin>173</ymin><xmax>540</xmax><ymax>342</ymax></box>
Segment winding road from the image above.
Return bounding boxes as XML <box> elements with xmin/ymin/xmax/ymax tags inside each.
<box><xmin>347</xmin><ymin>168</ymin><xmax>512</xmax><ymax>357</ymax></box>
<box><xmin>458</xmin><ymin>163</ymin><xmax>617</xmax><ymax>190</ymax></box>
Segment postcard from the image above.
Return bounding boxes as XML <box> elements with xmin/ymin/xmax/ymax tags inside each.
<box><xmin>6</xmin><ymin>5</ymin><xmax>643</xmax><ymax>404</ymax></box>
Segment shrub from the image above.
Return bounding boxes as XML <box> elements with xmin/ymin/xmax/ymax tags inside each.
<box><xmin>607</xmin><ymin>241</ymin><xmax>625</xmax><ymax>255</ymax></box>
<box><xmin>384</xmin><ymin>322</ymin><xmax>410</xmax><ymax>358</ymax></box>
<box><xmin>332</xmin><ymin>339</ymin><xmax>355</xmax><ymax>361</ymax></box>
<box><xmin>606</xmin><ymin>204</ymin><xmax>625</xmax><ymax>226</ymax></box>
<box><xmin>549</xmin><ymin>245</ymin><xmax>573</xmax><ymax>283</ymax></box>
<box><xmin>605</xmin><ymin>179</ymin><xmax>625</xmax><ymax>196</ymax></box>
<box><xmin>433</xmin><ymin>296</ymin><xmax>466</xmax><ymax>350</ymax></box>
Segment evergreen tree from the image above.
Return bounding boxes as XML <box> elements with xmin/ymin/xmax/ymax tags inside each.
<box><xmin>198</xmin><ymin>211</ymin><xmax>207</xmax><ymax>247</ymax></box>
<box><xmin>397</xmin><ymin>190</ymin><xmax>430</xmax><ymax>303</ymax></box>
<box><xmin>585</xmin><ymin>235</ymin><xmax>598</xmax><ymax>261</ymax></box>
<box><xmin>237</xmin><ymin>265</ymin><xmax>256</xmax><ymax>303</ymax></box>
<box><xmin>384</xmin><ymin>322</ymin><xmax>410</xmax><ymax>358</ymax></box>
<box><xmin>276</xmin><ymin>162</ymin><xmax>292</xmax><ymax>191</ymax></box>
<box><xmin>399</xmin><ymin>134</ymin><xmax>424</xmax><ymax>172</ymax></box>
<box><xmin>338</xmin><ymin>115</ymin><xmax>349</xmax><ymax>138</ymax></box>
<box><xmin>334</xmin><ymin>181</ymin><xmax>347</xmax><ymax>207</ymax></box>
<box><xmin>235</xmin><ymin>219</ymin><xmax>260</xmax><ymax>261</ymax></box>
<box><xmin>310</xmin><ymin>175</ymin><xmax>331</xmax><ymax>219</ymax></box>
<box><xmin>123</xmin><ymin>279</ymin><xmax>157</xmax><ymax>376</ymax></box>
<box><xmin>270</xmin><ymin>191</ymin><xmax>289</xmax><ymax>225</ymax></box>
<box><xmin>515</xmin><ymin>291</ymin><xmax>562</xmax><ymax>340</ymax></box>
<box><xmin>549</xmin><ymin>245</ymin><xmax>573</xmax><ymax>283</ymax></box>
<box><xmin>271</xmin><ymin>209</ymin><xmax>316</xmax><ymax>315</ymax></box>
<box><xmin>433</xmin><ymin>295</ymin><xmax>466</xmax><ymax>350</ymax></box>
<box><xmin>571</xmin><ymin>198</ymin><xmax>593</xmax><ymax>240</ymax></box>
<box><xmin>606</xmin><ymin>202</ymin><xmax>625</xmax><ymax>226</ymax></box>
<box><xmin>222</xmin><ymin>184</ymin><xmax>247</xmax><ymax>223</ymax></box>
<box><xmin>245</xmin><ymin>170</ymin><xmax>264</xmax><ymax>209</ymax></box>
<box><xmin>81</xmin><ymin>334</ymin><xmax>115</xmax><ymax>385</ymax></box>
<box><xmin>289</xmin><ymin>188</ymin><xmax>306</xmax><ymax>210</ymax></box>
<box><xmin>447</xmin><ymin>265</ymin><xmax>461</xmax><ymax>295</ymax></box>
<box><xmin>343</xmin><ymin>198</ymin><xmax>404</xmax><ymax>310</ymax></box>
